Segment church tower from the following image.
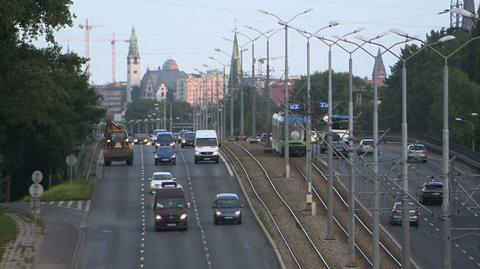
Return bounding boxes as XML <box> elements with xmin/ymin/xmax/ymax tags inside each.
<box><xmin>127</xmin><ymin>27</ymin><xmax>141</xmax><ymax>103</ymax></box>
<box><xmin>372</xmin><ymin>48</ymin><xmax>386</xmax><ymax>87</ymax></box>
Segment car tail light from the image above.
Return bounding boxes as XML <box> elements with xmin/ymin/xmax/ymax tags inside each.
<box><xmin>392</xmin><ymin>210</ymin><xmax>399</xmax><ymax>216</ymax></box>
<box><xmin>422</xmin><ymin>149</ymin><xmax>427</xmax><ymax>154</ymax></box>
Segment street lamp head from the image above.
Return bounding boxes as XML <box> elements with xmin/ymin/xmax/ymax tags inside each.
<box><xmin>258</xmin><ymin>9</ymin><xmax>268</xmax><ymax>14</ymax></box>
<box><xmin>304</xmin><ymin>8</ymin><xmax>314</xmax><ymax>14</ymax></box>
<box><xmin>353</xmin><ymin>27</ymin><xmax>366</xmax><ymax>34</ymax></box>
<box><xmin>329</xmin><ymin>20</ymin><xmax>340</xmax><ymax>27</ymax></box>
<box><xmin>438</xmin><ymin>35</ymin><xmax>456</xmax><ymax>43</ymax></box>
<box><xmin>332</xmin><ymin>35</ymin><xmax>347</xmax><ymax>42</ymax></box>
<box><xmin>471</xmin><ymin>112</ymin><xmax>478</xmax><ymax>116</ymax></box>
<box><xmin>214</xmin><ymin>48</ymin><xmax>221</xmax><ymax>52</ymax></box>
<box><xmin>374</xmin><ymin>32</ymin><xmax>389</xmax><ymax>40</ymax></box>
<box><xmin>354</xmin><ymin>35</ymin><xmax>368</xmax><ymax>42</ymax></box>
<box><xmin>455</xmin><ymin>117</ymin><xmax>462</xmax><ymax>121</ymax></box>
<box><xmin>278</xmin><ymin>21</ymin><xmax>287</xmax><ymax>26</ymax></box>
<box><xmin>208</xmin><ymin>56</ymin><xmax>215</xmax><ymax>60</ymax></box>
<box><xmin>451</xmin><ymin>7</ymin><xmax>477</xmax><ymax>19</ymax></box>
<box><xmin>389</xmin><ymin>28</ymin><xmax>407</xmax><ymax>37</ymax></box>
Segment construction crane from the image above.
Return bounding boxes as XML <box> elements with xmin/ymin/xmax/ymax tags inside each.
<box><xmin>110</xmin><ymin>33</ymin><xmax>129</xmax><ymax>84</ymax></box>
<box><xmin>78</xmin><ymin>18</ymin><xmax>108</xmax><ymax>73</ymax></box>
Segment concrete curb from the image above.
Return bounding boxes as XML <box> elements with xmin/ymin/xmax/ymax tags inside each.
<box><xmin>220</xmin><ymin>150</ymin><xmax>286</xmax><ymax>269</ymax></box>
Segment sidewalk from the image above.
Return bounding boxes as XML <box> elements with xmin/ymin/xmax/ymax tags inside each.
<box><xmin>0</xmin><ymin>211</ymin><xmax>43</xmax><ymax>269</ymax></box>
<box><xmin>0</xmin><ymin>203</ymin><xmax>85</xmax><ymax>269</ymax></box>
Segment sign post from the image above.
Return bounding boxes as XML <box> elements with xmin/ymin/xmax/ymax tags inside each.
<box><xmin>65</xmin><ymin>154</ymin><xmax>77</xmax><ymax>182</ymax></box>
<box><xmin>29</xmin><ymin>170</ymin><xmax>44</xmax><ymax>240</ymax></box>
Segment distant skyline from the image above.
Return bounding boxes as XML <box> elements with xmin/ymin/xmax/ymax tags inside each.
<box><xmin>39</xmin><ymin>0</ymin><xmax>477</xmax><ymax>85</ymax></box>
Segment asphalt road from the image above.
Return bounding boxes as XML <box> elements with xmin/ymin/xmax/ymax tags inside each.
<box><xmin>314</xmin><ymin>142</ymin><xmax>480</xmax><ymax>269</ymax></box>
<box><xmin>83</xmin><ymin>144</ymin><xmax>279</xmax><ymax>269</ymax></box>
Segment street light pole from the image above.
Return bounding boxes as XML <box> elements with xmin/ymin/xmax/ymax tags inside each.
<box><xmin>259</xmin><ymin>8</ymin><xmax>314</xmax><ymax>178</ymax></box>
<box><xmin>389</xmin><ymin>30</ymin><xmax>480</xmax><ymax>269</ymax></box>
<box><xmin>291</xmin><ymin>22</ymin><xmax>339</xmax><ymax>217</ymax></box>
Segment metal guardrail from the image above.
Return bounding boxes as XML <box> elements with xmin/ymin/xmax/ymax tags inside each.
<box><xmin>383</xmin><ymin>134</ymin><xmax>480</xmax><ymax>171</ymax></box>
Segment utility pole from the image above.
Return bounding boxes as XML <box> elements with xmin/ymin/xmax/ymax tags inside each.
<box><xmin>169</xmin><ymin>102</ymin><xmax>172</xmax><ymax>132</ymax></box>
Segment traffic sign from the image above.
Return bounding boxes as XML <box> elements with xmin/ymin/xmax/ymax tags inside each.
<box><xmin>289</xmin><ymin>103</ymin><xmax>301</xmax><ymax>111</ymax></box>
<box><xmin>320</xmin><ymin>102</ymin><xmax>329</xmax><ymax>109</ymax></box>
<box><xmin>65</xmin><ymin>154</ymin><xmax>77</xmax><ymax>166</ymax></box>
<box><xmin>31</xmin><ymin>170</ymin><xmax>43</xmax><ymax>183</ymax></box>
<box><xmin>29</xmin><ymin>183</ymin><xmax>44</xmax><ymax>198</ymax></box>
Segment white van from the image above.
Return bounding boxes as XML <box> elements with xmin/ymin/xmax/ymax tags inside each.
<box><xmin>194</xmin><ymin>130</ymin><xmax>219</xmax><ymax>163</ymax></box>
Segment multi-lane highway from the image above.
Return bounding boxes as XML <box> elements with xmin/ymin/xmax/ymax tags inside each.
<box><xmin>314</xmin><ymin>142</ymin><xmax>480</xmax><ymax>269</ymax></box>
<box><xmin>82</xmin><ymin>144</ymin><xmax>280</xmax><ymax>269</ymax></box>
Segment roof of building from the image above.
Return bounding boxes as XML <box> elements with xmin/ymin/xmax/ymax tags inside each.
<box><xmin>140</xmin><ymin>66</ymin><xmax>186</xmax><ymax>95</ymax></box>
<box><xmin>128</xmin><ymin>27</ymin><xmax>140</xmax><ymax>59</ymax></box>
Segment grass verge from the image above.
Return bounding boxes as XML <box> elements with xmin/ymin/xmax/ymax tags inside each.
<box><xmin>22</xmin><ymin>181</ymin><xmax>94</xmax><ymax>202</ymax></box>
<box><xmin>0</xmin><ymin>210</ymin><xmax>18</xmax><ymax>260</ymax></box>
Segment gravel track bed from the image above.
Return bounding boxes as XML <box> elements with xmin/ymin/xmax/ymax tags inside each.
<box><xmin>224</xmin><ymin>141</ymin><xmax>366</xmax><ymax>269</ymax></box>
<box><xmin>311</xmin><ymin>156</ymin><xmax>419</xmax><ymax>269</ymax></box>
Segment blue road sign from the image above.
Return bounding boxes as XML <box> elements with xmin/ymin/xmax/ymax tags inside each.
<box><xmin>320</xmin><ymin>102</ymin><xmax>329</xmax><ymax>109</ymax></box>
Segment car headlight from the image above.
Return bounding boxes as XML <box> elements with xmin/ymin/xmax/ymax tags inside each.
<box><xmin>182</xmin><ymin>139</ymin><xmax>185</xmax><ymax>143</ymax></box>
<box><xmin>169</xmin><ymin>142</ymin><xmax>175</xmax><ymax>146</ymax></box>
<box><xmin>106</xmin><ymin>139</ymin><xmax>111</xmax><ymax>143</ymax></box>
<box><xmin>150</xmin><ymin>182</ymin><xmax>154</xmax><ymax>188</ymax></box>
<box><xmin>172</xmin><ymin>154</ymin><xmax>176</xmax><ymax>158</ymax></box>
<box><xmin>215</xmin><ymin>210</ymin><xmax>221</xmax><ymax>216</ymax></box>
<box><xmin>155</xmin><ymin>215</ymin><xmax>162</xmax><ymax>220</ymax></box>
<box><xmin>195</xmin><ymin>151</ymin><xmax>201</xmax><ymax>155</ymax></box>
<box><xmin>235</xmin><ymin>210</ymin><xmax>241</xmax><ymax>215</ymax></box>
<box><xmin>212</xmin><ymin>151</ymin><xmax>218</xmax><ymax>155</ymax></box>
<box><xmin>179</xmin><ymin>213</ymin><xmax>187</xmax><ymax>220</ymax></box>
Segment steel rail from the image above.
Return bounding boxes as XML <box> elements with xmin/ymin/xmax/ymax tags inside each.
<box><xmin>310</xmin><ymin>161</ymin><xmax>402</xmax><ymax>267</ymax></box>
<box><xmin>224</xmin><ymin>142</ymin><xmax>331</xmax><ymax>269</ymax></box>
<box><xmin>222</xmin><ymin>144</ymin><xmax>303</xmax><ymax>269</ymax></box>
<box><xmin>294</xmin><ymin>165</ymin><xmax>373</xmax><ymax>266</ymax></box>
<box><xmin>231</xmin><ymin>142</ymin><xmax>331</xmax><ymax>268</ymax></box>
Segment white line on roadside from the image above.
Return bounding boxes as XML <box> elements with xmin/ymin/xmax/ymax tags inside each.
<box><xmin>77</xmin><ymin>201</ymin><xmax>82</xmax><ymax>210</ymax></box>
<box><xmin>85</xmin><ymin>201</ymin><xmax>91</xmax><ymax>212</ymax></box>
<box><xmin>220</xmin><ymin>152</ymin><xmax>233</xmax><ymax>176</ymax></box>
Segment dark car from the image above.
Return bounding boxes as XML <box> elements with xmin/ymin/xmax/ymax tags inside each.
<box><xmin>155</xmin><ymin>132</ymin><xmax>176</xmax><ymax>148</ymax></box>
<box><xmin>319</xmin><ymin>132</ymin><xmax>341</xmax><ymax>153</ymax></box>
<box><xmin>212</xmin><ymin>193</ymin><xmax>243</xmax><ymax>225</ymax></box>
<box><xmin>155</xmin><ymin>146</ymin><xmax>176</xmax><ymax>165</ymax></box>
<box><xmin>419</xmin><ymin>180</ymin><xmax>443</xmax><ymax>205</ymax></box>
<box><xmin>181</xmin><ymin>132</ymin><xmax>196</xmax><ymax>148</ymax></box>
<box><xmin>153</xmin><ymin>186</ymin><xmax>189</xmax><ymax>231</ymax></box>
<box><xmin>332</xmin><ymin>140</ymin><xmax>350</xmax><ymax>158</ymax></box>
<box><xmin>388</xmin><ymin>201</ymin><xmax>419</xmax><ymax>226</ymax></box>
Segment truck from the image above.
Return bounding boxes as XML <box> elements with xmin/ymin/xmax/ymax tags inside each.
<box><xmin>103</xmin><ymin>120</ymin><xmax>134</xmax><ymax>166</ymax></box>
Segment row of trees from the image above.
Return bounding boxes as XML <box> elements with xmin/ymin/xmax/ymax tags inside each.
<box><xmin>0</xmin><ymin>1</ymin><xmax>105</xmax><ymax>201</ymax></box>
<box><xmin>290</xmin><ymin>25</ymin><xmax>480</xmax><ymax>151</ymax></box>
<box><xmin>381</xmin><ymin>27</ymin><xmax>480</xmax><ymax>149</ymax></box>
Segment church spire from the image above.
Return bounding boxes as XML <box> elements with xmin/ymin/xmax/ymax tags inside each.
<box><xmin>128</xmin><ymin>27</ymin><xmax>140</xmax><ymax>59</ymax></box>
<box><xmin>228</xmin><ymin>32</ymin><xmax>241</xmax><ymax>91</ymax></box>
<box><xmin>372</xmin><ymin>48</ymin><xmax>386</xmax><ymax>87</ymax></box>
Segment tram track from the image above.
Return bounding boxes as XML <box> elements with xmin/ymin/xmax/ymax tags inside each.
<box><xmin>222</xmin><ymin>142</ymin><xmax>331</xmax><ymax>269</ymax></box>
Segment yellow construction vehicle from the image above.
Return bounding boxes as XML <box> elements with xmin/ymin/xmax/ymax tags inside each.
<box><xmin>103</xmin><ymin>120</ymin><xmax>134</xmax><ymax>166</ymax></box>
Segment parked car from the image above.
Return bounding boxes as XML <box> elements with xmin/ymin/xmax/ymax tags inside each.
<box><xmin>212</xmin><ymin>193</ymin><xmax>243</xmax><ymax>225</ymax></box>
<box><xmin>153</xmin><ymin>185</ymin><xmax>189</xmax><ymax>231</ymax></box>
<box><xmin>388</xmin><ymin>201</ymin><xmax>419</xmax><ymax>226</ymax></box>
<box><xmin>181</xmin><ymin>132</ymin><xmax>196</xmax><ymax>148</ymax></box>
<box><xmin>357</xmin><ymin>139</ymin><xmax>374</xmax><ymax>156</ymax></box>
<box><xmin>155</xmin><ymin>146</ymin><xmax>176</xmax><ymax>165</ymax></box>
<box><xmin>419</xmin><ymin>180</ymin><xmax>443</xmax><ymax>205</ymax></box>
<box><xmin>332</xmin><ymin>140</ymin><xmax>350</xmax><ymax>158</ymax></box>
<box><xmin>407</xmin><ymin>144</ymin><xmax>427</xmax><ymax>162</ymax></box>
<box><xmin>148</xmin><ymin>172</ymin><xmax>174</xmax><ymax>194</ymax></box>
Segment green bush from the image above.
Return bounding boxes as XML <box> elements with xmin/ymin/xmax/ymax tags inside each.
<box><xmin>22</xmin><ymin>181</ymin><xmax>93</xmax><ymax>202</ymax></box>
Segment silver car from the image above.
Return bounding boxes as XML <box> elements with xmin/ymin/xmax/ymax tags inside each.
<box><xmin>357</xmin><ymin>139</ymin><xmax>374</xmax><ymax>156</ymax></box>
<box><xmin>407</xmin><ymin>144</ymin><xmax>427</xmax><ymax>162</ymax></box>
<box><xmin>388</xmin><ymin>201</ymin><xmax>419</xmax><ymax>226</ymax></box>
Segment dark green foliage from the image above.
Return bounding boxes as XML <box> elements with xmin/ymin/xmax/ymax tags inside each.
<box><xmin>0</xmin><ymin>1</ymin><xmax>104</xmax><ymax>201</ymax></box>
<box><xmin>380</xmin><ymin>29</ymin><xmax>480</xmax><ymax>148</ymax></box>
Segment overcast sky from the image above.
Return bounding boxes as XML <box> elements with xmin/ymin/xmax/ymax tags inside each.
<box><xmin>45</xmin><ymin>0</ymin><xmax>476</xmax><ymax>85</ymax></box>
